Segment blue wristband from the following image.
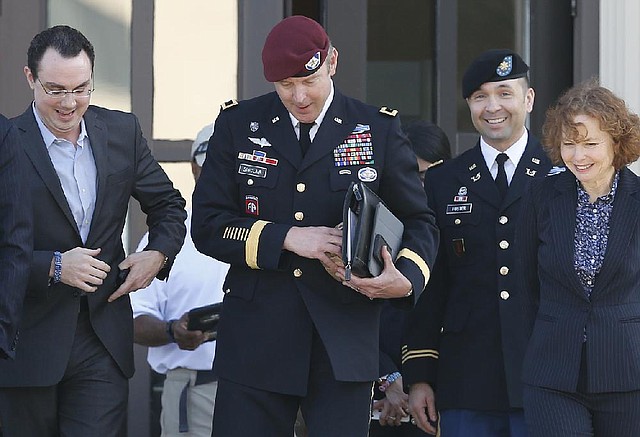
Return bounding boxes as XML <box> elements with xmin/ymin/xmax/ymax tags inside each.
<box><xmin>53</xmin><ymin>251</ymin><xmax>62</xmax><ymax>284</ymax></box>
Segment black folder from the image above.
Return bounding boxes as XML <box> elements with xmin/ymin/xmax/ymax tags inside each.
<box><xmin>342</xmin><ymin>182</ymin><xmax>404</xmax><ymax>279</ymax></box>
<box><xmin>187</xmin><ymin>302</ymin><xmax>223</xmax><ymax>342</ymax></box>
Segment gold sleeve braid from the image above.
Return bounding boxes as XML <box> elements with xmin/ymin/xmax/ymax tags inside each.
<box><xmin>245</xmin><ymin>220</ymin><xmax>270</xmax><ymax>269</ymax></box>
<box><xmin>397</xmin><ymin>248</ymin><xmax>431</xmax><ymax>290</ymax></box>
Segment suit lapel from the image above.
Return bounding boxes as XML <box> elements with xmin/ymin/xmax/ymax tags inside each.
<box><xmin>300</xmin><ymin>91</ymin><xmax>354</xmax><ymax>173</ymax></box>
<box><xmin>262</xmin><ymin>95</ymin><xmax>303</xmax><ymax>168</ymax></box>
<box><xmin>503</xmin><ymin>137</ymin><xmax>551</xmax><ymax>207</ymax></box>
<box><xmin>15</xmin><ymin>107</ymin><xmax>79</xmax><ymax>235</ymax></box>
<box><xmin>84</xmin><ymin>108</ymin><xmax>108</xmax><ymax>246</ymax></box>
<box><xmin>550</xmin><ymin>171</ymin><xmax>588</xmax><ymax>298</ymax></box>
<box><xmin>457</xmin><ymin>144</ymin><xmax>502</xmax><ymax>208</ymax></box>
<box><xmin>592</xmin><ymin>168</ymin><xmax>640</xmax><ymax>298</ymax></box>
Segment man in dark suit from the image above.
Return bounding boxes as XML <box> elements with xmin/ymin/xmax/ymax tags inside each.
<box><xmin>0</xmin><ymin>114</ymin><xmax>32</xmax><ymax>360</ymax></box>
<box><xmin>402</xmin><ymin>49</ymin><xmax>552</xmax><ymax>436</ymax></box>
<box><xmin>191</xmin><ymin>15</ymin><xmax>438</xmax><ymax>437</ymax></box>
<box><xmin>0</xmin><ymin>26</ymin><xmax>186</xmax><ymax>437</ymax></box>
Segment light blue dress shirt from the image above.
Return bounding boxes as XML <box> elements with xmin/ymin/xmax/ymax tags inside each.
<box><xmin>33</xmin><ymin>106</ymin><xmax>97</xmax><ymax>243</ymax></box>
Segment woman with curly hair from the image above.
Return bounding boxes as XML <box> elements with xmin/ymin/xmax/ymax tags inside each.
<box><xmin>516</xmin><ymin>79</ymin><xmax>640</xmax><ymax>436</ymax></box>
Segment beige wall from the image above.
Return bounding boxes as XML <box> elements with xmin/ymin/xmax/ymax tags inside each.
<box><xmin>153</xmin><ymin>0</ymin><xmax>238</xmax><ymax>140</ymax></box>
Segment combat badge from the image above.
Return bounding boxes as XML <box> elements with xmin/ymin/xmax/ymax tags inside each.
<box><xmin>357</xmin><ymin>167</ymin><xmax>378</xmax><ymax>182</ymax></box>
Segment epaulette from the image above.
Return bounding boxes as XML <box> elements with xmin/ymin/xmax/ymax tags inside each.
<box><xmin>428</xmin><ymin>159</ymin><xmax>444</xmax><ymax>170</ymax></box>
<box><xmin>221</xmin><ymin>99</ymin><xmax>239</xmax><ymax>111</ymax></box>
<box><xmin>379</xmin><ymin>106</ymin><xmax>398</xmax><ymax>117</ymax></box>
<box><xmin>547</xmin><ymin>166</ymin><xmax>566</xmax><ymax>176</ymax></box>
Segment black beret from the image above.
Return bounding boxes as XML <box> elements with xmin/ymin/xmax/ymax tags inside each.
<box><xmin>462</xmin><ymin>49</ymin><xmax>529</xmax><ymax>99</ymax></box>
<box><xmin>262</xmin><ymin>16</ymin><xmax>330</xmax><ymax>83</ymax></box>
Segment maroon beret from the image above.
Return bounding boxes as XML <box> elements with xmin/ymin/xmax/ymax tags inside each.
<box><xmin>262</xmin><ymin>15</ymin><xmax>330</xmax><ymax>82</ymax></box>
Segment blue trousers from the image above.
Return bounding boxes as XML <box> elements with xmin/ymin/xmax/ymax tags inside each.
<box><xmin>439</xmin><ymin>408</ymin><xmax>526</xmax><ymax>437</ymax></box>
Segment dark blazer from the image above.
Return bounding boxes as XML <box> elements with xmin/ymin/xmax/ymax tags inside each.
<box><xmin>402</xmin><ymin>137</ymin><xmax>552</xmax><ymax>411</ymax></box>
<box><xmin>192</xmin><ymin>90</ymin><xmax>438</xmax><ymax>396</ymax></box>
<box><xmin>0</xmin><ymin>115</ymin><xmax>33</xmax><ymax>359</ymax></box>
<box><xmin>0</xmin><ymin>105</ymin><xmax>186</xmax><ymax>386</ymax></box>
<box><xmin>517</xmin><ymin>167</ymin><xmax>640</xmax><ymax>393</ymax></box>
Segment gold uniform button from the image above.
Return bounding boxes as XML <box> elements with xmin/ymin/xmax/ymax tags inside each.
<box><xmin>247</xmin><ymin>179</ymin><xmax>254</xmax><ymax>186</ymax></box>
<box><xmin>294</xmin><ymin>212</ymin><xmax>304</xmax><ymax>221</ymax></box>
<box><xmin>499</xmin><ymin>216</ymin><xmax>508</xmax><ymax>225</ymax></box>
<box><xmin>297</xmin><ymin>183</ymin><xmax>306</xmax><ymax>192</ymax></box>
<box><xmin>500</xmin><ymin>290</ymin><xmax>510</xmax><ymax>300</ymax></box>
<box><xmin>499</xmin><ymin>240</ymin><xmax>510</xmax><ymax>250</ymax></box>
<box><xmin>293</xmin><ymin>268</ymin><xmax>303</xmax><ymax>278</ymax></box>
<box><xmin>454</xmin><ymin>218</ymin><xmax>462</xmax><ymax>225</ymax></box>
<box><xmin>499</xmin><ymin>266</ymin><xmax>510</xmax><ymax>276</ymax></box>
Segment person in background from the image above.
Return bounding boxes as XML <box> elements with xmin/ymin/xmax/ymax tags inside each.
<box><xmin>402</xmin><ymin>49</ymin><xmax>552</xmax><ymax>436</ymax></box>
<box><xmin>0</xmin><ymin>25</ymin><xmax>186</xmax><ymax>437</ymax></box>
<box><xmin>0</xmin><ymin>114</ymin><xmax>32</xmax><ymax>361</ymax></box>
<box><xmin>192</xmin><ymin>15</ymin><xmax>438</xmax><ymax>437</ymax></box>
<box><xmin>404</xmin><ymin>119</ymin><xmax>452</xmax><ymax>185</ymax></box>
<box><xmin>131</xmin><ymin>123</ymin><xmax>229</xmax><ymax>437</ymax></box>
<box><xmin>516</xmin><ymin>79</ymin><xmax>640</xmax><ymax>437</ymax></box>
<box><xmin>371</xmin><ymin>120</ymin><xmax>451</xmax><ymax>436</ymax></box>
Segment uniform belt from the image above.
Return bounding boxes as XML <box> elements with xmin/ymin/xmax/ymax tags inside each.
<box><xmin>178</xmin><ymin>368</ymin><xmax>217</xmax><ymax>433</ymax></box>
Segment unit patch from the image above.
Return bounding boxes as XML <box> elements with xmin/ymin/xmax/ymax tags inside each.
<box><xmin>238</xmin><ymin>163</ymin><xmax>267</xmax><ymax>178</ymax></box>
<box><xmin>238</xmin><ymin>150</ymin><xmax>278</xmax><ymax>166</ymax></box>
<box><xmin>245</xmin><ymin>195</ymin><xmax>259</xmax><ymax>216</ymax></box>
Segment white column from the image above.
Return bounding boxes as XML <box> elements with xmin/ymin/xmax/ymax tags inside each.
<box><xmin>600</xmin><ymin>0</ymin><xmax>640</xmax><ymax>174</ymax></box>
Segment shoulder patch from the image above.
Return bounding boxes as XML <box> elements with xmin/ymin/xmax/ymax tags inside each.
<box><xmin>221</xmin><ymin>99</ymin><xmax>239</xmax><ymax>111</ymax></box>
<box><xmin>379</xmin><ymin>106</ymin><xmax>398</xmax><ymax>117</ymax></box>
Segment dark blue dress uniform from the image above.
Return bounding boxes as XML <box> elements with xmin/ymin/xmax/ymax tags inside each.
<box><xmin>191</xmin><ymin>89</ymin><xmax>437</xmax><ymax>398</ymax></box>
<box><xmin>402</xmin><ymin>136</ymin><xmax>551</xmax><ymax>412</ymax></box>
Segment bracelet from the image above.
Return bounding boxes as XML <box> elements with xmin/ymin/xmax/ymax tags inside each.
<box><xmin>53</xmin><ymin>251</ymin><xmax>62</xmax><ymax>284</ymax></box>
<box><xmin>166</xmin><ymin>319</ymin><xmax>178</xmax><ymax>343</ymax></box>
<box><xmin>379</xmin><ymin>371</ymin><xmax>401</xmax><ymax>392</ymax></box>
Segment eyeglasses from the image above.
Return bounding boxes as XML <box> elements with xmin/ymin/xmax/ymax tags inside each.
<box><xmin>37</xmin><ymin>78</ymin><xmax>94</xmax><ymax>99</ymax></box>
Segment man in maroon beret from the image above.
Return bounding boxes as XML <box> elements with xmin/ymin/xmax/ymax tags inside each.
<box><xmin>192</xmin><ymin>15</ymin><xmax>438</xmax><ymax>436</ymax></box>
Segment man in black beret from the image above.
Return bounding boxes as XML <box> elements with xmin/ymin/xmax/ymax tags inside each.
<box><xmin>402</xmin><ymin>49</ymin><xmax>552</xmax><ymax>436</ymax></box>
<box><xmin>192</xmin><ymin>15</ymin><xmax>439</xmax><ymax>437</ymax></box>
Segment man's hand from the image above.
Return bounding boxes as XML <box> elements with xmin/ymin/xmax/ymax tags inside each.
<box><xmin>373</xmin><ymin>376</ymin><xmax>409</xmax><ymax>427</ymax></box>
<box><xmin>339</xmin><ymin>245</ymin><xmax>412</xmax><ymax>299</ymax></box>
<box><xmin>172</xmin><ymin>312</ymin><xmax>207</xmax><ymax>350</ymax></box>
<box><xmin>108</xmin><ymin>250</ymin><xmax>166</xmax><ymax>302</ymax></box>
<box><xmin>54</xmin><ymin>247</ymin><xmax>110</xmax><ymax>293</ymax></box>
<box><xmin>408</xmin><ymin>382</ymin><xmax>438</xmax><ymax>435</ymax></box>
<box><xmin>283</xmin><ymin>226</ymin><xmax>343</xmax><ymax>281</ymax></box>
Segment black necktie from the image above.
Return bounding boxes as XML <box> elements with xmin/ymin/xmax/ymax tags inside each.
<box><xmin>299</xmin><ymin>122</ymin><xmax>313</xmax><ymax>155</ymax></box>
<box><xmin>495</xmin><ymin>153</ymin><xmax>509</xmax><ymax>199</ymax></box>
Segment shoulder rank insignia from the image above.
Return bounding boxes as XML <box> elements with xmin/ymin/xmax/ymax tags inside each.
<box><xmin>428</xmin><ymin>159</ymin><xmax>444</xmax><ymax>169</ymax></box>
<box><xmin>379</xmin><ymin>106</ymin><xmax>398</xmax><ymax>117</ymax></box>
<box><xmin>221</xmin><ymin>99</ymin><xmax>239</xmax><ymax>111</ymax></box>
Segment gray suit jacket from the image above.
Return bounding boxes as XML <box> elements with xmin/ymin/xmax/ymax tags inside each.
<box><xmin>518</xmin><ymin>167</ymin><xmax>640</xmax><ymax>393</ymax></box>
<box><xmin>0</xmin><ymin>105</ymin><xmax>186</xmax><ymax>386</ymax></box>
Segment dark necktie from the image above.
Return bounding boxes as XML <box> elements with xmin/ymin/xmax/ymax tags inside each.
<box><xmin>299</xmin><ymin>122</ymin><xmax>313</xmax><ymax>155</ymax></box>
<box><xmin>495</xmin><ymin>153</ymin><xmax>509</xmax><ymax>199</ymax></box>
